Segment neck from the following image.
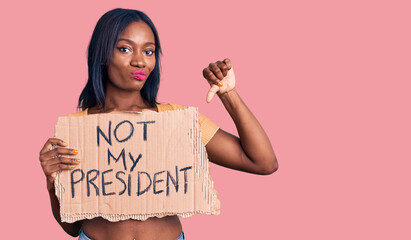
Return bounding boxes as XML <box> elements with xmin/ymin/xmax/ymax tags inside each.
<box><xmin>103</xmin><ymin>88</ymin><xmax>152</xmax><ymax>112</ymax></box>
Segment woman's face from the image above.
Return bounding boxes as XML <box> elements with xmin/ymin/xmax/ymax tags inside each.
<box><xmin>107</xmin><ymin>21</ymin><xmax>156</xmax><ymax>92</ymax></box>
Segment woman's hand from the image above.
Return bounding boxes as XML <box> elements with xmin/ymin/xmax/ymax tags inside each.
<box><xmin>39</xmin><ymin>138</ymin><xmax>79</xmax><ymax>191</ymax></box>
<box><xmin>202</xmin><ymin>58</ymin><xmax>236</xmax><ymax>103</ymax></box>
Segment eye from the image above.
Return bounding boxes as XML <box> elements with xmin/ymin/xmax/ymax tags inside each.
<box><xmin>118</xmin><ymin>47</ymin><xmax>132</xmax><ymax>53</ymax></box>
<box><xmin>145</xmin><ymin>50</ymin><xmax>154</xmax><ymax>56</ymax></box>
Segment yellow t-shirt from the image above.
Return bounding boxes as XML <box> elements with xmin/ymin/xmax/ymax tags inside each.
<box><xmin>68</xmin><ymin>103</ymin><xmax>219</xmax><ymax>146</ymax></box>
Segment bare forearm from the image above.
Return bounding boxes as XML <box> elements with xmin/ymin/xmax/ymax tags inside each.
<box><xmin>218</xmin><ymin>89</ymin><xmax>277</xmax><ymax>173</ymax></box>
<box><xmin>47</xmin><ymin>182</ymin><xmax>82</xmax><ymax>237</ymax></box>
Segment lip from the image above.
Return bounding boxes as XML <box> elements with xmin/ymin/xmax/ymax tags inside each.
<box><xmin>132</xmin><ymin>70</ymin><xmax>147</xmax><ymax>76</ymax></box>
<box><xmin>132</xmin><ymin>70</ymin><xmax>147</xmax><ymax>81</ymax></box>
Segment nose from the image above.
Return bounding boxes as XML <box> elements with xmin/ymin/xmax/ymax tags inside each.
<box><xmin>130</xmin><ymin>52</ymin><xmax>146</xmax><ymax>68</ymax></box>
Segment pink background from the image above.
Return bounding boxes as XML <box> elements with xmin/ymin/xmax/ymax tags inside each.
<box><xmin>1</xmin><ymin>0</ymin><xmax>410</xmax><ymax>239</ymax></box>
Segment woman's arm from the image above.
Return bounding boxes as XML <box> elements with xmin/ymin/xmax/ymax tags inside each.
<box><xmin>48</xmin><ymin>183</ymin><xmax>83</xmax><ymax>237</ymax></box>
<box><xmin>203</xmin><ymin>59</ymin><xmax>278</xmax><ymax>175</ymax></box>
<box><xmin>40</xmin><ymin>138</ymin><xmax>82</xmax><ymax>236</ymax></box>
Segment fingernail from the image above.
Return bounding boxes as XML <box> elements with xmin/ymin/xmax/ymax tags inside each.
<box><xmin>75</xmin><ymin>159</ymin><xmax>81</xmax><ymax>163</ymax></box>
<box><xmin>71</xmin><ymin>165</ymin><xmax>76</xmax><ymax>169</ymax></box>
<box><xmin>218</xmin><ymin>82</ymin><xmax>223</xmax><ymax>87</ymax></box>
<box><xmin>73</xmin><ymin>149</ymin><xmax>78</xmax><ymax>154</ymax></box>
<box><xmin>63</xmin><ymin>141</ymin><xmax>68</xmax><ymax>146</ymax></box>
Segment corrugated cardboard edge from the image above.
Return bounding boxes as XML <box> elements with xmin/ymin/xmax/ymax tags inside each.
<box><xmin>59</xmin><ymin>209</ymin><xmax>221</xmax><ymax>223</ymax></box>
<box><xmin>54</xmin><ymin>107</ymin><xmax>220</xmax><ymax>222</ymax></box>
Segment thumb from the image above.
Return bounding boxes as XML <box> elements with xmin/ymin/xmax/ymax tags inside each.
<box><xmin>206</xmin><ymin>84</ymin><xmax>220</xmax><ymax>103</ymax></box>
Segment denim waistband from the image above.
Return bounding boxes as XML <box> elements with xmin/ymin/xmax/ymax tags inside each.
<box><xmin>79</xmin><ymin>229</ymin><xmax>185</xmax><ymax>240</ymax></box>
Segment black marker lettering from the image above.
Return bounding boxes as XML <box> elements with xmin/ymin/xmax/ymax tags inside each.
<box><xmin>71</xmin><ymin>169</ymin><xmax>84</xmax><ymax>198</ymax></box>
<box><xmin>97</xmin><ymin>121</ymin><xmax>112</xmax><ymax>147</ymax></box>
<box><xmin>128</xmin><ymin>173</ymin><xmax>132</xmax><ymax>196</ymax></box>
<box><xmin>153</xmin><ymin>170</ymin><xmax>165</xmax><ymax>195</ymax></box>
<box><xmin>116</xmin><ymin>171</ymin><xmax>126</xmax><ymax>196</ymax></box>
<box><xmin>102</xmin><ymin>169</ymin><xmax>114</xmax><ymax>196</ymax></box>
<box><xmin>86</xmin><ymin>169</ymin><xmax>99</xmax><ymax>197</ymax></box>
<box><xmin>129</xmin><ymin>153</ymin><xmax>142</xmax><ymax>172</ymax></box>
<box><xmin>136</xmin><ymin>121</ymin><xmax>155</xmax><ymax>141</ymax></box>
<box><xmin>180</xmin><ymin>166</ymin><xmax>192</xmax><ymax>194</ymax></box>
<box><xmin>114</xmin><ymin>120</ymin><xmax>134</xmax><ymax>143</ymax></box>
<box><xmin>107</xmin><ymin>148</ymin><xmax>127</xmax><ymax>170</ymax></box>
<box><xmin>137</xmin><ymin>171</ymin><xmax>152</xmax><ymax>196</ymax></box>
<box><xmin>166</xmin><ymin>166</ymin><xmax>179</xmax><ymax>196</ymax></box>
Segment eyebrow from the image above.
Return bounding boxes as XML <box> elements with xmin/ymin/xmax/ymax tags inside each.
<box><xmin>117</xmin><ymin>38</ymin><xmax>155</xmax><ymax>46</ymax></box>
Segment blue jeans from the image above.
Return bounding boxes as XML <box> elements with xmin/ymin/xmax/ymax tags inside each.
<box><xmin>79</xmin><ymin>229</ymin><xmax>185</xmax><ymax>240</ymax></box>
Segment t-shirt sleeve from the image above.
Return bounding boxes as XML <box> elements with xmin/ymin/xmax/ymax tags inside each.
<box><xmin>198</xmin><ymin>112</ymin><xmax>220</xmax><ymax>146</ymax></box>
<box><xmin>157</xmin><ymin>103</ymin><xmax>220</xmax><ymax>146</ymax></box>
<box><xmin>67</xmin><ymin>109</ymin><xmax>87</xmax><ymax>117</ymax></box>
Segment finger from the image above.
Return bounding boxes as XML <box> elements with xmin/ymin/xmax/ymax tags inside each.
<box><xmin>41</xmin><ymin>156</ymin><xmax>80</xmax><ymax>167</ymax></box>
<box><xmin>40</xmin><ymin>147</ymin><xmax>78</xmax><ymax>160</ymax></box>
<box><xmin>44</xmin><ymin>163</ymin><xmax>77</xmax><ymax>176</ymax></box>
<box><xmin>40</xmin><ymin>138</ymin><xmax>67</xmax><ymax>155</ymax></box>
<box><xmin>216</xmin><ymin>60</ymin><xmax>229</xmax><ymax>77</ymax></box>
<box><xmin>203</xmin><ymin>68</ymin><xmax>221</xmax><ymax>86</ymax></box>
<box><xmin>223</xmin><ymin>58</ymin><xmax>232</xmax><ymax>69</ymax></box>
<box><xmin>208</xmin><ymin>62</ymin><xmax>225</xmax><ymax>80</ymax></box>
<box><xmin>206</xmin><ymin>84</ymin><xmax>220</xmax><ymax>103</ymax></box>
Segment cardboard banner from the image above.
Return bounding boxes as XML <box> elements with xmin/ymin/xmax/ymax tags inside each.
<box><xmin>54</xmin><ymin>107</ymin><xmax>220</xmax><ymax>223</ymax></box>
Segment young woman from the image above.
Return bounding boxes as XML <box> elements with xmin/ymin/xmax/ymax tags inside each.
<box><xmin>39</xmin><ymin>8</ymin><xmax>278</xmax><ymax>240</ymax></box>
